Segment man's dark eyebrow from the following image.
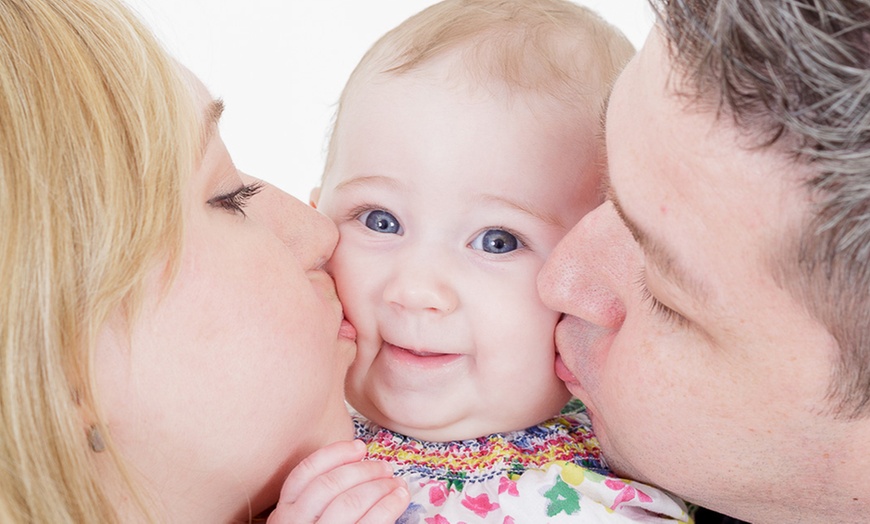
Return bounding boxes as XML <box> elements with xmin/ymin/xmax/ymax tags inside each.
<box><xmin>605</xmin><ymin>181</ymin><xmax>710</xmax><ymax>302</ymax></box>
<box><xmin>604</xmin><ymin>179</ymin><xmax>646</xmax><ymax>246</ymax></box>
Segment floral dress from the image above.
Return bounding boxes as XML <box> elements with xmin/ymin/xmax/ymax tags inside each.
<box><xmin>354</xmin><ymin>401</ymin><xmax>691</xmax><ymax>524</ymax></box>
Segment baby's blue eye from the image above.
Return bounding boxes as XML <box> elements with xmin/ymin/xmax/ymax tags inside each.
<box><xmin>360</xmin><ymin>209</ymin><xmax>402</xmax><ymax>234</ymax></box>
<box><xmin>470</xmin><ymin>229</ymin><xmax>521</xmax><ymax>254</ymax></box>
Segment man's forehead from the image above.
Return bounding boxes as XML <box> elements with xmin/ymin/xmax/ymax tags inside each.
<box><xmin>603</xmin><ymin>30</ymin><xmax>714</xmax><ymax>305</ymax></box>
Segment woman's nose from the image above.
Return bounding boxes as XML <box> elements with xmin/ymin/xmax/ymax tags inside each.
<box><xmin>245</xmin><ymin>178</ymin><xmax>338</xmax><ymax>270</ymax></box>
<box><xmin>538</xmin><ymin>201</ymin><xmax>638</xmax><ymax>330</ymax></box>
<box><xmin>382</xmin><ymin>248</ymin><xmax>459</xmax><ymax>315</ymax></box>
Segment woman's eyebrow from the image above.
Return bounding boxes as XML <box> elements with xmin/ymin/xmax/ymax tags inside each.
<box><xmin>200</xmin><ymin>98</ymin><xmax>225</xmax><ymax>152</ymax></box>
<box><xmin>207</xmin><ymin>98</ymin><xmax>225</xmax><ymax>125</ymax></box>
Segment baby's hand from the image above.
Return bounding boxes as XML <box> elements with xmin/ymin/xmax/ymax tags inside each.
<box><xmin>267</xmin><ymin>439</ymin><xmax>409</xmax><ymax>523</ymax></box>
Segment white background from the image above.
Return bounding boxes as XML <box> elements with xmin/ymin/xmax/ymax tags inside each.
<box><xmin>123</xmin><ymin>1</ymin><xmax>654</xmax><ymax>201</ymax></box>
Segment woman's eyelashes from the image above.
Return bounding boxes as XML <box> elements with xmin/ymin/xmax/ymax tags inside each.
<box><xmin>208</xmin><ymin>181</ymin><xmax>264</xmax><ymax>217</ymax></box>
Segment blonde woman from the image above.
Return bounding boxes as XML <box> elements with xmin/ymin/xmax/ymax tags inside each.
<box><xmin>0</xmin><ymin>0</ymin><xmax>408</xmax><ymax>521</ymax></box>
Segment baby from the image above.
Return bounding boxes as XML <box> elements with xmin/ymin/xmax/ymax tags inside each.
<box><xmin>301</xmin><ymin>0</ymin><xmax>690</xmax><ymax>521</ymax></box>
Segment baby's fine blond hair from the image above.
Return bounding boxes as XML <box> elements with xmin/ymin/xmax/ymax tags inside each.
<box><xmin>323</xmin><ymin>0</ymin><xmax>635</xmax><ymax>178</ymax></box>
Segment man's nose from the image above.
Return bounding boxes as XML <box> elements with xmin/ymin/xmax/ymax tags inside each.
<box><xmin>382</xmin><ymin>244</ymin><xmax>459</xmax><ymax>315</ymax></box>
<box><xmin>538</xmin><ymin>201</ymin><xmax>638</xmax><ymax>330</ymax></box>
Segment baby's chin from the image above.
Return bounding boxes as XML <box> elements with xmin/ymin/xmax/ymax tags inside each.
<box><xmin>353</xmin><ymin>394</ymin><xmax>571</xmax><ymax>443</ymax></box>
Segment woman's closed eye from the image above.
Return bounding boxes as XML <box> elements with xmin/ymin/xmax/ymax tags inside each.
<box><xmin>208</xmin><ymin>181</ymin><xmax>264</xmax><ymax>217</ymax></box>
<box><xmin>469</xmin><ymin>228</ymin><xmax>524</xmax><ymax>254</ymax></box>
<box><xmin>359</xmin><ymin>208</ymin><xmax>403</xmax><ymax>235</ymax></box>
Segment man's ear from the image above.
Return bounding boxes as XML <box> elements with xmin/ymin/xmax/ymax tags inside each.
<box><xmin>309</xmin><ymin>187</ymin><xmax>321</xmax><ymax>208</ymax></box>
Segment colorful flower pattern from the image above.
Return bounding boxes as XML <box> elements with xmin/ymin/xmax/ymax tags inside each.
<box><xmin>354</xmin><ymin>401</ymin><xmax>691</xmax><ymax>523</ymax></box>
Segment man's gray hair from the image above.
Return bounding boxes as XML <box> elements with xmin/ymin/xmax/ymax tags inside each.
<box><xmin>651</xmin><ymin>0</ymin><xmax>870</xmax><ymax>417</ymax></box>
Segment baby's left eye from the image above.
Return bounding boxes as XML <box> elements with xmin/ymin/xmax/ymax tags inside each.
<box><xmin>469</xmin><ymin>229</ymin><xmax>522</xmax><ymax>254</ymax></box>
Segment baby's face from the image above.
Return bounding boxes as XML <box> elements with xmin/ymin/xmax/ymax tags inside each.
<box><xmin>315</xmin><ymin>61</ymin><xmax>603</xmax><ymax>441</ymax></box>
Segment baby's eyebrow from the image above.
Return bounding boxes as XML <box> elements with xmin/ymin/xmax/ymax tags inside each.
<box><xmin>333</xmin><ymin>174</ymin><xmax>403</xmax><ymax>192</ymax></box>
<box><xmin>478</xmin><ymin>194</ymin><xmax>564</xmax><ymax>228</ymax></box>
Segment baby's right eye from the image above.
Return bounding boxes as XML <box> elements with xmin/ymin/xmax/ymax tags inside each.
<box><xmin>358</xmin><ymin>209</ymin><xmax>403</xmax><ymax>234</ymax></box>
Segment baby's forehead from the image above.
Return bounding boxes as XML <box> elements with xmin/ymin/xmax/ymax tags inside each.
<box><xmin>323</xmin><ymin>42</ymin><xmax>609</xmax><ymax>198</ymax></box>
<box><xmin>352</xmin><ymin>41</ymin><xmax>609</xmax><ymax>110</ymax></box>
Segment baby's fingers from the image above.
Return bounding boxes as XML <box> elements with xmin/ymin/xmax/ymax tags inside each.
<box><xmin>357</xmin><ymin>481</ymin><xmax>411</xmax><ymax>524</ymax></box>
<box><xmin>269</xmin><ymin>458</ymin><xmax>400</xmax><ymax>523</ymax></box>
<box><xmin>317</xmin><ymin>477</ymin><xmax>410</xmax><ymax>523</ymax></box>
<box><xmin>279</xmin><ymin>440</ymin><xmax>367</xmax><ymax>503</ymax></box>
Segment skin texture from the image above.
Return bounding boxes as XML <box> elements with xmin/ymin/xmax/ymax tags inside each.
<box><xmin>537</xmin><ymin>28</ymin><xmax>870</xmax><ymax>523</ymax></box>
<box><xmin>314</xmin><ymin>54</ymin><xmax>602</xmax><ymax>442</ymax></box>
<box><xmin>93</xmin><ymin>75</ymin><xmax>360</xmax><ymax>522</ymax></box>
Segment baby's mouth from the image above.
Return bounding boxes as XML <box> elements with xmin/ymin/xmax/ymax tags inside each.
<box><xmin>383</xmin><ymin>341</ymin><xmax>462</xmax><ymax>367</ymax></box>
<box><xmin>402</xmin><ymin>347</ymin><xmax>442</xmax><ymax>357</ymax></box>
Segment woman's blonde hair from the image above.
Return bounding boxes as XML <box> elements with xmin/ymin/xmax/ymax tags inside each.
<box><xmin>323</xmin><ymin>0</ymin><xmax>635</xmax><ymax>178</ymax></box>
<box><xmin>0</xmin><ymin>0</ymin><xmax>200</xmax><ymax>521</ymax></box>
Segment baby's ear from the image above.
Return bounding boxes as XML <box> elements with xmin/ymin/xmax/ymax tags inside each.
<box><xmin>309</xmin><ymin>187</ymin><xmax>321</xmax><ymax>209</ymax></box>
